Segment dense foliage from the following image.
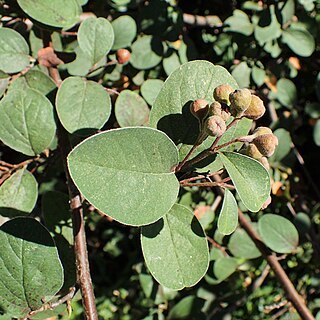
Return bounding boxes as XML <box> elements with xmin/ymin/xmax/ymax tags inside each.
<box><xmin>0</xmin><ymin>0</ymin><xmax>319</xmax><ymax>319</ymax></box>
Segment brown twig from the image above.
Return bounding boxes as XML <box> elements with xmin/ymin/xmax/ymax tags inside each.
<box><xmin>28</xmin><ymin>287</ymin><xmax>77</xmax><ymax>317</ymax></box>
<box><xmin>238</xmin><ymin>209</ymin><xmax>314</xmax><ymax>320</ymax></box>
<box><xmin>207</xmin><ymin>236</ymin><xmax>228</xmax><ymax>256</ymax></box>
<box><xmin>211</xmin><ymin>173</ymin><xmax>314</xmax><ymax>320</ymax></box>
<box><xmin>41</xmin><ymin>31</ymin><xmax>98</xmax><ymax>320</ymax></box>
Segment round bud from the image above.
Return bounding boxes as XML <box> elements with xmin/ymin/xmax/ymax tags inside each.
<box><xmin>213</xmin><ymin>84</ymin><xmax>234</xmax><ymax>105</ymax></box>
<box><xmin>229</xmin><ymin>88</ymin><xmax>252</xmax><ymax>117</ymax></box>
<box><xmin>253</xmin><ymin>134</ymin><xmax>278</xmax><ymax>157</ymax></box>
<box><xmin>245</xmin><ymin>143</ymin><xmax>263</xmax><ymax>160</ymax></box>
<box><xmin>208</xmin><ymin>101</ymin><xmax>231</xmax><ymax>121</ymax></box>
<box><xmin>204</xmin><ymin>115</ymin><xmax>226</xmax><ymax>137</ymax></box>
<box><xmin>243</xmin><ymin>95</ymin><xmax>266</xmax><ymax>120</ymax></box>
<box><xmin>116</xmin><ymin>49</ymin><xmax>131</xmax><ymax>64</ymax></box>
<box><xmin>253</xmin><ymin>126</ymin><xmax>273</xmax><ymax>137</ymax></box>
<box><xmin>190</xmin><ymin>99</ymin><xmax>209</xmax><ymax>121</ymax></box>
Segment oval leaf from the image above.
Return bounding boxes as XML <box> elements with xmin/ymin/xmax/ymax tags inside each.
<box><xmin>56</xmin><ymin>76</ymin><xmax>111</xmax><ymax>134</ymax></box>
<box><xmin>78</xmin><ymin>17</ymin><xmax>114</xmax><ymax>65</ymax></box>
<box><xmin>276</xmin><ymin>78</ymin><xmax>297</xmax><ymax>107</ymax></box>
<box><xmin>17</xmin><ymin>0</ymin><xmax>81</xmax><ymax>29</ymax></box>
<box><xmin>0</xmin><ymin>168</ymin><xmax>38</xmax><ymax>217</ymax></box>
<box><xmin>111</xmin><ymin>15</ymin><xmax>137</xmax><ymax>50</ymax></box>
<box><xmin>217</xmin><ymin>189</ymin><xmax>238</xmax><ymax>235</ymax></box>
<box><xmin>149</xmin><ymin>60</ymin><xmax>250</xmax><ymax>171</ymax></box>
<box><xmin>67</xmin><ymin>127</ymin><xmax>179</xmax><ymax>226</ymax></box>
<box><xmin>0</xmin><ymin>88</ymin><xmax>56</xmax><ymax>156</ymax></box>
<box><xmin>115</xmin><ymin>90</ymin><xmax>150</xmax><ymax>127</ymax></box>
<box><xmin>8</xmin><ymin>69</ymin><xmax>56</xmax><ymax>96</ymax></box>
<box><xmin>0</xmin><ymin>28</ymin><xmax>30</xmax><ymax>74</ymax></box>
<box><xmin>228</xmin><ymin>227</ymin><xmax>261</xmax><ymax>259</ymax></box>
<box><xmin>141</xmin><ymin>204</ymin><xmax>209</xmax><ymax>290</ymax></box>
<box><xmin>130</xmin><ymin>35</ymin><xmax>163</xmax><ymax>70</ymax></box>
<box><xmin>219</xmin><ymin>152</ymin><xmax>270</xmax><ymax>212</ymax></box>
<box><xmin>141</xmin><ymin>79</ymin><xmax>164</xmax><ymax>106</ymax></box>
<box><xmin>282</xmin><ymin>28</ymin><xmax>315</xmax><ymax>57</ymax></box>
<box><xmin>258</xmin><ymin>214</ymin><xmax>299</xmax><ymax>253</ymax></box>
<box><xmin>0</xmin><ymin>217</ymin><xmax>63</xmax><ymax>318</ymax></box>
<box><xmin>213</xmin><ymin>257</ymin><xmax>238</xmax><ymax>281</ymax></box>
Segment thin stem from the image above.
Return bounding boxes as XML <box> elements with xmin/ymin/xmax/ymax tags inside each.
<box><xmin>238</xmin><ymin>210</ymin><xmax>314</xmax><ymax>320</ymax></box>
<box><xmin>181</xmin><ymin>181</ymin><xmax>234</xmax><ymax>188</ymax></box>
<box><xmin>86</xmin><ymin>60</ymin><xmax>117</xmax><ymax>76</ymax></box>
<box><xmin>42</xmin><ymin>31</ymin><xmax>98</xmax><ymax>320</ymax></box>
<box><xmin>179</xmin><ymin>169</ymin><xmax>224</xmax><ymax>184</ymax></box>
<box><xmin>207</xmin><ymin>236</ymin><xmax>228</xmax><ymax>256</ymax></box>
<box><xmin>179</xmin><ymin>118</ymin><xmax>241</xmax><ymax>172</ymax></box>
<box><xmin>28</xmin><ymin>287</ymin><xmax>77</xmax><ymax>317</ymax></box>
<box><xmin>211</xmin><ymin>174</ymin><xmax>315</xmax><ymax>320</ymax></box>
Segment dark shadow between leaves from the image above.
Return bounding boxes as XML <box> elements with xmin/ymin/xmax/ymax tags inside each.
<box><xmin>0</xmin><ymin>217</ymin><xmax>55</xmax><ymax>246</ymax></box>
<box><xmin>0</xmin><ymin>207</ymin><xmax>29</xmax><ymax>218</ymax></box>
<box><xmin>141</xmin><ymin>218</ymin><xmax>164</xmax><ymax>239</ymax></box>
<box><xmin>191</xmin><ymin>216</ymin><xmax>206</xmax><ymax>238</ymax></box>
<box><xmin>157</xmin><ymin>101</ymin><xmax>199</xmax><ymax>145</ymax></box>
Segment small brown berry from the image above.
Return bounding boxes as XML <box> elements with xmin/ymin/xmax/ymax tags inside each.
<box><xmin>116</xmin><ymin>49</ymin><xmax>131</xmax><ymax>64</ymax></box>
<box><xmin>253</xmin><ymin>134</ymin><xmax>278</xmax><ymax>157</ymax></box>
<box><xmin>190</xmin><ymin>99</ymin><xmax>209</xmax><ymax>121</ymax></box>
<box><xmin>229</xmin><ymin>88</ymin><xmax>252</xmax><ymax>117</ymax></box>
<box><xmin>213</xmin><ymin>84</ymin><xmax>234</xmax><ymax>105</ymax></box>
<box><xmin>204</xmin><ymin>115</ymin><xmax>226</xmax><ymax>137</ymax></box>
<box><xmin>244</xmin><ymin>95</ymin><xmax>266</xmax><ymax>120</ymax></box>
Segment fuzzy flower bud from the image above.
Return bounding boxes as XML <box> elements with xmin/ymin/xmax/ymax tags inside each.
<box><xmin>208</xmin><ymin>101</ymin><xmax>231</xmax><ymax>122</ymax></box>
<box><xmin>253</xmin><ymin>134</ymin><xmax>278</xmax><ymax>157</ymax></box>
<box><xmin>204</xmin><ymin>115</ymin><xmax>226</xmax><ymax>137</ymax></box>
<box><xmin>213</xmin><ymin>84</ymin><xmax>234</xmax><ymax>105</ymax></box>
<box><xmin>243</xmin><ymin>95</ymin><xmax>266</xmax><ymax>120</ymax></box>
<box><xmin>245</xmin><ymin>143</ymin><xmax>263</xmax><ymax>160</ymax></box>
<box><xmin>253</xmin><ymin>127</ymin><xmax>273</xmax><ymax>137</ymax></box>
<box><xmin>229</xmin><ymin>88</ymin><xmax>252</xmax><ymax>117</ymax></box>
<box><xmin>190</xmin><ymin>99</ymin><xmax>209</xmax><ymax>121</ymax></box>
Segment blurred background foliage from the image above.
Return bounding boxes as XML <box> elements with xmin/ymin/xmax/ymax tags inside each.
<box><xmin>0</xmin><ymin>0</ymin><xmax>320</xmax><ymax>319</ymax></box>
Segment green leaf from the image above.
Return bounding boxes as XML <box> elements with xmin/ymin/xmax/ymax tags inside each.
<box><xmin>0</xmin><ymin>217</ymin><xmax>64</xmax><ymax>318</ymax></box>
<box><xmin>17</xmin><ymin>0</ymin><xmax>81</xmax><ymax>29</ymax></box>
<box><xmin>115</xmin><ymin>90</ymin><xmax>150</xmax><ymax>127</ymax></box>
<box><xmin>314</xmin><ymin>119</ymin><xmax>320</xmax><ymax>146</ymax></box>
<box><xmin>282</xmin><ymin>27</ymin><xmax>315</xmax><ymax>57</ymax></box>
<box><xmin>0</xmin><ymin>168</ymin><xmax>38</xmax><ymax>217</ymax></box>
<box><xmin>254</xmin><ymin>5</ymin><xmax>282</xmax><ymax>45</ymax></box>
<box><xmin>224</xmin><ymin>10</ymin><xmax>253</xmax><ymax>36</ymax></box>
<box><xmin>42</xmin><ymin>191</ymin><xmax>76</xmax><ymax>290</ymax></box>
<box><xmin>258</xmin><ymin>214</ymin><xmax>299</xmax><ymax>253</ymax></box>
<box><xmin>111</xmin><ymin>15</ymin><xmax>137</xmax><ymax>50</ymax></box>
<box><xmin>252</xmin><ymin>66</ymin><xmax>266</xmax><ymax>87</ymax></box>
<box><xmin>217</xmin><ymin>189</ymin><xmax>238</xmax><ymax>235</ymax></box>
<box><xmin>78</xmin><ymin>17</ymin><xmax>114</xmax><ymax>65</ymax></box>
<box><xmin>141</xmin><ymin>79</ymin><xmax>164</xmax><ymax>106</ymax></box>
<box><xmin>167</xmin><ymin>295</ymin><xmax>205</xmax><ymax>319</ymax></box>
<box><xmin>56</xmin><ymin>76</ymin><xmax>111</xmax><ymax>134</ymax></box>
<box><xmin>281</xmin><ymin>0</ymin><xmax>295</xmax><ymax>25</ymax></box>
<box><xmin>219</xmin><ymin>152</ymin><xmax>270</xmax><ymax>212</ymax></box>
<box><xmin>0</xmin><ymin>88</ymin><xmax>56</xmax><ymax>156</ymax></box>
<box><xmin>228</xmin><ymin>227</ymin><xmax>261</xmax><ymax>259</ymax></box>
<box><xmin>0</xmin><ymin>28</ymin><xmax>30</xmax><ymax>74</ymax></box>
<box><xmin>8</xmin><ymin>69</ymin><xmax>56</xmax><ymax>96</ymax></box>
<box><xmin>276</xmin><ymin>78</ymin><xmax>297</xmax><ymax>107</ymax></box>
<box><xmin>68</xmin><ymin>127</ymin><xmax>179</xmax><ymax>226</ymax></box>
<box><xmin>130</xmin><ymin>35</ymin><xmax>163</xmax><ymax>70</ymax></box>
<box><xmin>163</xmin><ymin>52</ymin><xmax>181</xmax><ymax>76</ymax></box>
<box><xmin>141</xmin><ymin>204</ymin><xmax>209</xmax><ymax>290</ymax></box>
<box><xmin>231</xmin><ymin>61</ymin><xmax>251</xmax><ymax>88</ymax></box>
<box><xmin>213</xmin><ymin>257</ymin><xmax>238</xmax><ymax>281</ymax></box>
<box><xmin>66</xmin><ymin>46</ymin><xmax>92</xmax><ymax>76</ymax></box>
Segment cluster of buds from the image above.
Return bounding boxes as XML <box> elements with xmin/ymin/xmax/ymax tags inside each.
<box><xmin>190</xmin><ymin>84</ymin><xmax>267</xmax><ymax>138</ymax></box>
